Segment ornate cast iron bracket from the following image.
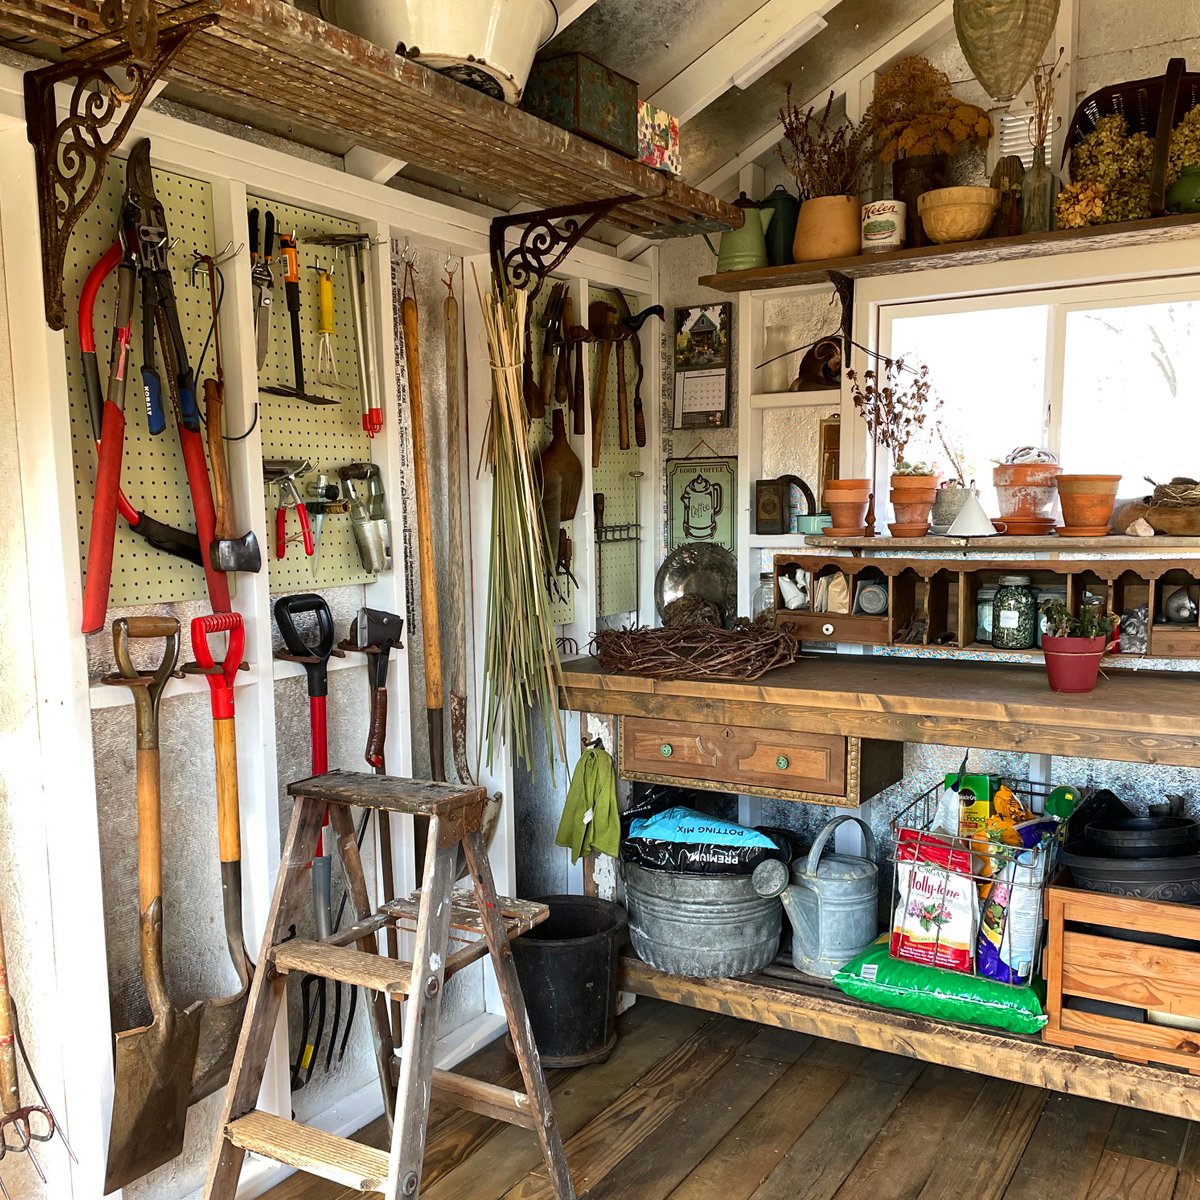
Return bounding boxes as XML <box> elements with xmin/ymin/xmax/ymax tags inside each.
<box><xmin>828</xmin><ymin>271</ymin><xmax>854</xmax><ymax>342</ymax></box>
<box><xmin>489</xmin><ymin>196</ymin><xmax>636</xmax><ymax>302</ymax></box>
<box><xmin>24</xmin><ymin>2</ymin><xmax>217</xmax><ymax>330</ymax></box>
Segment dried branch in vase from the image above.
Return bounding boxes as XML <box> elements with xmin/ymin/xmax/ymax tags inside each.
<box><xmin>778</xmin><ymin>88</ymin><xmax>874</xmax><ymax>199</ymax></box>
<box><xmin>848</xmin><ymin>357</ymin><xmax>941</xmax><ymax>462</ymax></box>
<box><xmin>1028</xmin><ymin>47</ymin><xmax>1065</xmax><ymax>150</ymax></box>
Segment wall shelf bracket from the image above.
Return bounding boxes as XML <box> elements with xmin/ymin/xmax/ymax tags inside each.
<box><xmin>489</xmin><ymin>196</ymin><xmax>636</xmax><ymax>300</ymax></box>
<box><xmin>24</xmin><ymin>0</ymin><xmax>217</xmax><ymax>329</ymax></box>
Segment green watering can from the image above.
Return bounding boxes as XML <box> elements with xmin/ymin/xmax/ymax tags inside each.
<box><xmin>704</xmin><ymin>192</ymin><xmax>772</xmax><ymax>273</ymax></box>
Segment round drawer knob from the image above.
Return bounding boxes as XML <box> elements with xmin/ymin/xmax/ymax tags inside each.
<box><xmin>659</xmin><ymin>744</ymin><xmax>673</xmax><ymax>758</ymax></box>
<box><xmin>776</xmin><ymin>755</ymin><xmax>790</xmax><ymax>770</ymax></box>
<box><xmin>822</xmin><ymin>622</ymin><xmax>835</xmax><ymax>636</ymax></box>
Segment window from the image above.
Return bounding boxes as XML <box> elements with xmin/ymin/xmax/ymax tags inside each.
<box><xmin>877</xmin><ymin>277</ymin><xmax>1200</xmax><ymax>510</ymax></box>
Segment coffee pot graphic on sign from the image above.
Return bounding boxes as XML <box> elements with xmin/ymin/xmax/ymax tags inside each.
<box><xmin>680</xmin><ymin>472</ymin><xmax>724</xmax><ymax>540</ymax></box>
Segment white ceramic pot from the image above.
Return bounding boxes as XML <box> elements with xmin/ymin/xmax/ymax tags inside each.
<box><xmin>323</xmin><ymin>0</ymin><xmax>558</xmax><ymax>103</ymax></box>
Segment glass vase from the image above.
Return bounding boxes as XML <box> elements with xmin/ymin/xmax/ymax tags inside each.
<box><xmin>1021</xmin><ymin>144</ymin><xmax>1056</xmax><ymax>234</ymax></box>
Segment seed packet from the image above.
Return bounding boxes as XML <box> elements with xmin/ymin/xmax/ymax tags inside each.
<box><xmin>977</xmin><ymin>849</ymin><xmax>1044</xmax><ymax>984</ymax></box>
<box><xmin>891</xmin><ymin>830</ymin><xmax>979</xmax><ymax>973</ymax></box>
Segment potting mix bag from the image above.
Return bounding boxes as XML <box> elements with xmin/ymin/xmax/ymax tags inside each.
<box><xmin>622</xmin><ymin>805</ymin><xmax>790</xmax><ymax>875</ymax></box>
<box><xmin>891</xmin><ymin>829</ymin><xmax>979</xmax><ymax>972</ymax></box>
<box><xmin>833</xmin><ymin>937</ymin><xmax>1047</xmax><ymax>1035</ymax></box>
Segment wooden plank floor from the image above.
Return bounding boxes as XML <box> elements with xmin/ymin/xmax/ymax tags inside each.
<box><xmin>263</xmin><ymin>998</ymin><xmax>1200</xmax><ymax>1200</ymax></box>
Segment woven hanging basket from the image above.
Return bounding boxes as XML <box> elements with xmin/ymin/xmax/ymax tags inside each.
<box><xmin>954</xmin><ymin>0</ymin><xmax>1060</xmax><ymax>102</ymax></box>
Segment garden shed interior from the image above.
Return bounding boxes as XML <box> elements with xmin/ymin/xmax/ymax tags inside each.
<box><xmin>3</xmin><ymin>1</ymin><xmax>1200</xmax><ymax>1198</ymax></box>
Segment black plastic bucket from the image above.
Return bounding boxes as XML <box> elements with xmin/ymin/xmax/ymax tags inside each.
<box><xmin>510</xmin><ymin>895</ymin><xmax>627</xmax><ymax>1068</ymax></box>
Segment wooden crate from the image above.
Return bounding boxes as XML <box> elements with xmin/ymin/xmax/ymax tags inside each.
<box><xmin>1043</xmin><ymin>876</ymin><xmax>1200</xmax><ymax>1072</ymax></box>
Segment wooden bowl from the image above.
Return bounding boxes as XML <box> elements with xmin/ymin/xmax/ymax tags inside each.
<box><xmin>1146</xmin><ymin>506</ymin><xmax>1200</xmax><ymax>536</ymax></box>
<box><xmin>917</xmin><ymin>186</ymin><xmax>1001</xmax><ymax>244</ymax></box>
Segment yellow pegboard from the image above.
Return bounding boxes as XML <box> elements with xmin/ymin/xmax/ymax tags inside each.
<box><xmin>65</xmin><ymin>156</ymin><xmax>219</xmax><ymax>608</ymax></box>
<box><xmin>250</xmin><ymin>196</ymin><xmax>380</xmax><ymax>591</ymax></box>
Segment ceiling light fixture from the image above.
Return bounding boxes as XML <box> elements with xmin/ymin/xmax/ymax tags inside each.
<box><xmin>731</xmin><ymin>14</ymin><xmax>828</xmax><ymax>91</ymax></box>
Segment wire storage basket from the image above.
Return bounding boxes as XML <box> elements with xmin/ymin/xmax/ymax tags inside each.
<box><xmin>890</xmin><ymin>778</ymin><xmax>1066</xmax><ymax>988</ymax></box>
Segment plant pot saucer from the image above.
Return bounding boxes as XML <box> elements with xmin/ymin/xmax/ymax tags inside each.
<box><xmin>887</xmin><ymin>522</ymin><xmax>931</xmax><ymax>537</ymax></box>
<box><xmin>823</xmin><ymin>525</ymin><xmax>870</xmax><ymax>536</ymax></box>
<box><xmin>995</xmin><ymin>517</ymin><xmax>1055</xmax><ymax>535</ymax></box>
<box><xmin>1056</xmin><ymin>525</ymin><xmax>1112</xmax><ymax>537</ymax></box>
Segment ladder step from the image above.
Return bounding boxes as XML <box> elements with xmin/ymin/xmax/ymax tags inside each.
<box><xmin>289</xmin><ymin>769</ymin><xmax>483</xmax><ymax>817</ymax></box>
<box><xmin>270</xmin><ymin>939</ymin><xmax>412</xmax><ymax>994</ymax></box>
<box><xmin>226</xmin><ymin>1111</ymin><xmax>390</xmax><ymax>1192</ymax></box>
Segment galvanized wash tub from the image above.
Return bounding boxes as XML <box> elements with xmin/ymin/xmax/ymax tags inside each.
<box><xmin>624</xmin><ymin>862</ymin><xmax>783</xmax><ymax>977</ymax></box>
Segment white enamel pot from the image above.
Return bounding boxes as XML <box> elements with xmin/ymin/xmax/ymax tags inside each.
<box><xmin>322</xmin><ymin>0</ymin><xmax>559</xmax><ymax>104</ymax></box>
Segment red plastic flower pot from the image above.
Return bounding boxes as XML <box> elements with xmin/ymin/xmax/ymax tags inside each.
<box><xmin>1042</xmin><ymin>634</ymin><xmax>1109</xmax><ymax>694</ymax></box>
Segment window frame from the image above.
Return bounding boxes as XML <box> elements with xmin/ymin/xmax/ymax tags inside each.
<box><xmin>845</xmin><ymin>239</ymin><xmax>1200</xmax><ymax>481</ymax></box>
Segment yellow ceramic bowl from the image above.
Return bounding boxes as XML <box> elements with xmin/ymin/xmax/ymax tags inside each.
<box><xmin>917</xmin><ymin>186</ymin><xmax>1001</xmax><ymax>244</ymax></box>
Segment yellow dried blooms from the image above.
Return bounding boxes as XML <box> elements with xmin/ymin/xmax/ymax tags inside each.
<box><xmin>1055</xmin><ymin>180</ymin><xmax>1109</xmax><ymax>228</ymax></box>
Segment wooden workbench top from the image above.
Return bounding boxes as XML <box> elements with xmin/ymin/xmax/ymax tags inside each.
<box><xmin>560</xmin><ymin>655</ymin><xmax>1200</xmax><ymax>767</ymax></box>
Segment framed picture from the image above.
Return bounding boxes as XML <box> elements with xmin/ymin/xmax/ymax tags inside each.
<box><xmin>673</xmin><ymin>303</ymin><xmax>732</xmax><ymax>429</ymax></box>
<box><xmin>666</xmin><ymin>456</ymin><xmax>737</xmax><ymax>552</ymax></box>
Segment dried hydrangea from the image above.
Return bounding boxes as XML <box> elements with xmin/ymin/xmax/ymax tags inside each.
<box><xmin>1055</xmin><ymin>180</ymin><xmax>1109</xmax><ymax>228</ymax></box>
<box><xmin>1169</xmin><ymin>106</ymin><xmax>1200</xmax><ymax>182</ymax></box>
<box><xmin>1067</xmin><ymin>115</ymin><xmax>1153</xmax><ymax>222</ymax></box>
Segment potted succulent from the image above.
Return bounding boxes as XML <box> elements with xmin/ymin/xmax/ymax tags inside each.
<box><xmin>1040</xmin><ymin>599</ymin><xmax>1119</xmax><ymax>694</ymax></box>
<box><xmin>863</xmin><ymin>55</ymin><xmax>993</xmax><ymax>247</ymax></box>
<box><xmin>993</xmin><ymin>446</ymin><xmax>1062</xmax><ymax>529</ymax></box>
<box><xmin>849</xmin><ymin>357</ymin><xmax>941</xmax><ymax>535</ymax></box>
<box><xmin>779</xmin><ymin>89</ymin><xmax>874</xmax><ymax>262</ymax></box>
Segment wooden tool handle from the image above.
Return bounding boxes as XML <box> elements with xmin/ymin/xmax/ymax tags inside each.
<box><xmin>616</xmin><ymin>341</ymin><xmax>630</xmax><ymax>451</ymax></box>
<box><xmin>539</xmin><ymin>332</ymin><xmax>557</xmax><ymax>401</ymax></box>
<box><xmin>366</xmin><ymin>686</ymin><xmax>387</xmax><ymax>769</ymax></box>
<box><xmin>0</xmin><ymin>904</ymin><xmax>20</xmax><ymax>1116</ymax></box>
<box><xmin>634</xmin><ymin>394</ymin><xmax>646</xmax><ymax>448</ymax></box>
<box><xmin>205</xmin><ymin>378</ymin><xmax>235</xmax><ymax>542</ymax></box>
<box><xmin>592</xmin><ymin>341</ymin><xmax>611</xmax><ymax>469</ymax></box>
<box><xmin>213</xmin><ymin>717</ymin><xmax>241</xmax><ymax>864</ymax></box>
<box><xmin>137</xmin><ymin>745</ymin><xmax>163</xmax><ymax>914</ymax></box>
<box><xmin>124</xmin><ymin>615</ymin><xmax>181</xmax><ymax>639</ymax></box>
<box><xmin>401</xmin><ymin>296</ymin><xmax>444</xmax><ymax>715</ymax></box>
<box><xmin>573</xmin><ymin>341</ymin><xmax>585</xmax><ymax>436</ymax></box>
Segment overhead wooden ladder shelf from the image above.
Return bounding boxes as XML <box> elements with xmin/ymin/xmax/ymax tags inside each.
<box><xmin>0</xmin><ymin>0</ymin><xmax>742</xmax><ymax>240</ymax></box>
<box><xmin>699</xmin><ymin>211</ymin><xmax>1200</xmax><ymax>292</ymax></box>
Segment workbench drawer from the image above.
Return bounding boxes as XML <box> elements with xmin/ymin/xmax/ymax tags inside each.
<box><xmin>619</xmin><ymin>717</ymin><xmax>847</xmax><ymax>800</ymax></box>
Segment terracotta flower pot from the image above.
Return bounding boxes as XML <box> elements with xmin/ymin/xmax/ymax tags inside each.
<box><xmin>889</xmin><ymin>473</ymin><xmax>938</xmax><ymax>531</ymax></box>
<box><xmin>993</xmin><ymin>462</ymin><xmax>1062</xmax><ymax>519</ymax></box>
<box><xmin>793</xmin><ymin>196</ymin><xmax>861</xmax><ymax>263</ymax></box>
<box><xmin>826</xmin><ymin>478</ymin><xmax>870</xmax><ymax>492</ymax></box>
<box><xmin>888</xmin><ymin>522</ymin><xmax>930</xmax><ymax>537</ymax></box>
<box><xmin>1043</xmin><ymin>634</ymin><xmax>1109</xmax><ymax>694</ymax></box>
<box><xmin>1056</xmin><ymin>475</ymin><xmax>1122</xmax><ymax>530</ymax></box>
<box><xmin>828</xmin><ymin>498</ymin><xmax>870</xmax><ymax>530</ymax></box>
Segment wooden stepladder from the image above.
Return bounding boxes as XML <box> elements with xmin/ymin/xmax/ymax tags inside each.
<box><xmin>203</xmin><ymin>770</ymin><xmax>575</xmax><ymax>1199</ymax></box>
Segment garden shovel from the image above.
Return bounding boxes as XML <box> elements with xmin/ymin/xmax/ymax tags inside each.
<box><xmin>187</xmin><ymin>612</ymin><xmax>254</xmax><ymax>1105</ymax></box>
<box><xmin>104</xmin><ymin>617</ymin><xmax>202</xmax><ymax>1194</ymax></box>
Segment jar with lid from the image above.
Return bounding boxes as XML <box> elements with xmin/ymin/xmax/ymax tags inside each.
<box><xmin>992</xmin><ymin>575</ymin><xmax>1037</xmax><ymax>650</ymax></box>
<box><xmin>752</xmin><ymin>572</ymin><xmax>777</xmax><ymax>620</ymax></box>
<box><xmin>975</xmin><ymin>587</ymin><xmax>998</xmax><ymax>644</ymax></box>
<box><xmin>1035</xmin><ymin>586</ymin><xmax>1067</xmax><ymax>647</ymax></box>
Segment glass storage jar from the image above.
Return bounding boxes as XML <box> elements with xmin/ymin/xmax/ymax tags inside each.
<box><xmin>992</xmin><ymin>575</ymin><xmax>1037</xmax><ymax>650</ymax></box>
<box><xmin>1035</xmin><ymin>585</ymin><xmax>1067</xmax><ymax>647</ymax></box>
<box><xmin>975</xmin><ymin>587</ymin><xmax>998</xmax><ymax>644</ymax></box>
<box><xmin>752</xmin><ymin>572</ymin><xmax>776</xmax><ymax>620</ymax></box>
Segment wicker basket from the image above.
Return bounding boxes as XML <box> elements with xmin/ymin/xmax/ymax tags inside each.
<box><xmin>1062</xmin><ymin>57</ymin><xmax>1200</xmax><ymax>213</ymax></box>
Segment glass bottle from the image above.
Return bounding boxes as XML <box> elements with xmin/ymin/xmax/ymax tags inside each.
<box><xmin>975</xmin><ymin>587</ymin><xmax>998</xmax><ymax>644</ymax></box>
<box><xmin>992</xmin><ymin>575</ymin><xmax>1037</xmax><ymax>650</ymax></box>
<box><xmin>752</xmin><ymin>572</ymin><xmax>777</xmax><ymax>621</ymax></box>
<box><xmin>1022</xmin><ymin>143</ymin><xmax>1056</xmax><ymax>234</ymax></box>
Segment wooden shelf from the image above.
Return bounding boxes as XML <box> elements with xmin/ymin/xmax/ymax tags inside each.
<box><xmin>0</xmin><ymin>0</ymin><xmax>741</xmax><ymax>240</ymax></box>
<box><xmin>560</xmin><ymin>653</ymin><xmax>1200</xmax><ymax>768</ymax></box>
<box><xmin>698</xmin><ymin>213</ymin><xmax>1200</xmax><ymax>293</ymax></box>
<box><xmin>809</xmin><ymin>534</ymin><xmax>1200</xmax><ymax>552</ymax></box>
<box><xmin>619</xmin><ymin>955</ymin><xmax>1200</xmax><ymax>1120</ymax></box>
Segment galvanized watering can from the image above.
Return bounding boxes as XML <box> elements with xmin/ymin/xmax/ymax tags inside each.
<box><xmin>752</xmin><ymin>814</ymin><xmax>878</xmax><ymax>978</ymax></box>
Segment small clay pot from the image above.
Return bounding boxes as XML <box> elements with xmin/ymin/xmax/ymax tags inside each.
<box><xmin>826</xmin><ymin>478</ymin><xmax>871</xmax><ymax>490</ymax></box>
<box><xmin>792</xmin><ymin>196</ymin><xmax>861</xmax><ymax>263</ymax></box>
<box><xmin>993</xmin><ymin>462</ymin><xmax>1062</xmax><ymax>519</ymax></box>
<box><xmin>828</xmin><ymin>498</ymin><xmax>870</xmax><ymax>529</ymax></box>
<box><xmin>1056</xmin><ymin>475</ymin><xmax>1122</xmax><ymax>531</ymax></box>
<box><xmin>890</xmin><ymin>473</ymin><xmax>938</xmax><ymax>530</ymax></box>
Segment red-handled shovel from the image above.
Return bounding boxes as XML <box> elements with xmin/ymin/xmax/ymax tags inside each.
<box><xmin>186</xmin><ymin>612</ymin><xmax>254</xmax><ymax>1104</ymax></box>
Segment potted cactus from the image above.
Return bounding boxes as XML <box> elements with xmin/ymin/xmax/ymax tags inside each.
<box><xmin>1040</xmin><ymin>599</ymin><xmax>1119</xmax><ymax>694</ymax></box>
